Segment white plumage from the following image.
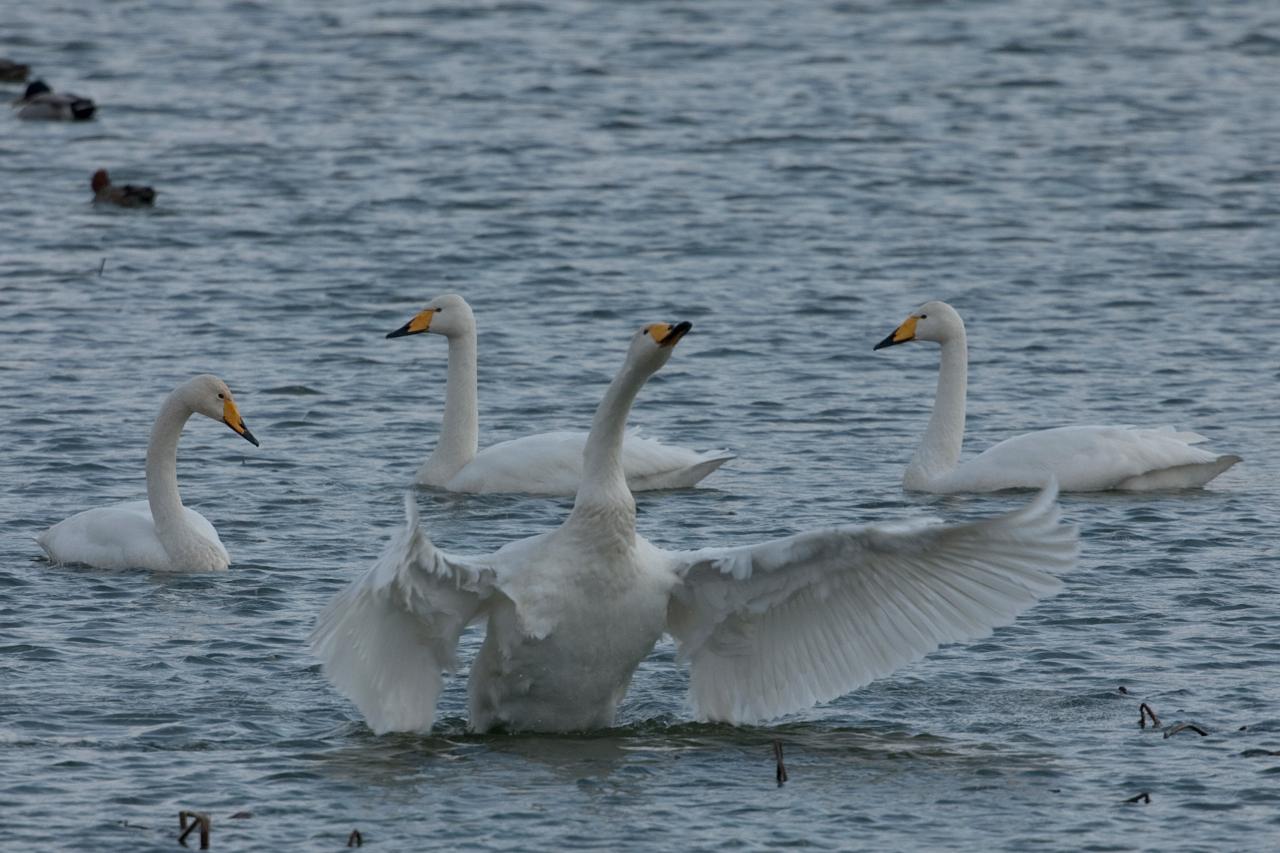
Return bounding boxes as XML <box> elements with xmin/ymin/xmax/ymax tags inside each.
<box><xmin>38</xmin><ymin>499</ymin><xmax>228</xmax><ymax>573</ymax></box>
<box><xmin>36</xmin><ymin>375</ymin><xmax>259</xmax><ymax>572</ymax></box>
<box><xmin>311</xmin><ymin>322</ymin><xmax>1078</xmax><ymax>734</ymax></box>
<box><xmin>385</xmin><ymin>293</ymin><xmax>733</xmax><ymax>495</ymax></box>
<box><xmin>311</xmin><ymin>493</ymin><xmax>494</xmax><ymax>733</ymax></box>
<box><xmin>665</xmin><ymin>483</ymin><xmax>1074</xmax><ymax>722</ymax></box>
<box><xmin>442</xmin><ymin>428</ymin><xmax>733</xmax><ymax>495</ymax></box>
<box><xmin>875</xmin><ymin>301</ymin><xmax>1239</xmax><ymax>493</ymax></box>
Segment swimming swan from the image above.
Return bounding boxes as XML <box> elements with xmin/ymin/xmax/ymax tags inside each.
<box><xmin>37</xmin><ymin>375</ymin><xmax>259</xmax><ymax>571</ymax></box>
<box><xmin>875</xmin><ymin>301</ymin><xmax>1240</xmax><ymax>493</ymax></box>
<box><xmin>385</xmin><ymin>293</ymin><xmax>733</xmax><ymax>494</ymax></box>
<box><xmin>311</xmin><ymin>322</ymin><xmax>1077</xmax><ymax>734</ymax></box>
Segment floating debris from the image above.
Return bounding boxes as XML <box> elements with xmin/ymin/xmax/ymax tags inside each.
<box><xmin>1164</xmin><ymin>723</ymin><xmax>1208</xmax><ymax>739</ymax></box>
<box><xmin>1139</xmin><ymin>703</ymin><xmax>1161</xmax><ymax>729</ymax></box>
<box><xmin>773</xmin><ymin>738</ymin><xmax>788</xmax><ymax>786</ymax></box>
<box><xmin>178</xmin><ymin>811</ymin><xmax>210</xmax><ymax>849</ymax></box>
<box><xmin>348</xmin><ymin>828</ymin><xmax>363</xmax><ymax>847</ymax></box>
<box><xmin>1124</xmin><ymin>792</ymin><xmax>1151</xmax><ymax>804</ymax></box>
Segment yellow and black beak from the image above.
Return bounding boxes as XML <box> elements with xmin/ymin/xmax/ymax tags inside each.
<box><xmin>222</xmin><ymin>398</ymin><xmax>260</xmax><ymax>447</ymax></box>
<box><xmin>387</xmin><ymin>308</ymin><xmax>435</xmax><ymax>339</ymax></box>
<box><xmin>648</xmin><ymin>320</ymin><xmax>692</xmax><ymax>348</ymax></box>
<box><xmin>874</xmin><ymin>315</ymin><xmax>918</xmax><ymax>351</ymax></box>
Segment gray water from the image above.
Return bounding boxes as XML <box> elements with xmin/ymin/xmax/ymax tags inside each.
<box><xmin>3</xmin><ymin>0</ymin><xmax>1279</xmax><ymax>849</ymax></box>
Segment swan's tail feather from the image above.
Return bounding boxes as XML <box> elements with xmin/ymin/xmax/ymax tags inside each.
<box><xmin>630</xmin><ymin>452</ymin><xmax>734</xmax><ymax>491</ymax></box>
<box><xmin>1117</xmin><ymin>454</ymin><xmax>1241</xmax><ymax>490</ymax></box>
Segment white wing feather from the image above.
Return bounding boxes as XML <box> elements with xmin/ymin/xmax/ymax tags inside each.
<box><xmin>309</xmin><ymin>494</ymin><xmax>496</xmax><ymax>734</ymax></box>
<box><xmin>664</xmin><ymin>482</ymin><xmax>1078</xmax><ymax>724</ymax></box>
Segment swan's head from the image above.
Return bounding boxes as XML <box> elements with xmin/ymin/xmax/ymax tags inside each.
<box><xmin>625</xmin><ymin>321</ymin><xmax>692</xmax><ymax>375</ymax></box>
<box><xmin>874</xmin><ymin>300</ymin><xmax>964</xmax><ymax>349</ymax></box>
<box><xmin>181</xmin><ymin>374</ymin><xmax>260</xmax><ymax>447</ymax></box>
<box><xmin>386</xmin><ymin>293</ymin><xmax>475</xmax><ymax>340</ymax></box>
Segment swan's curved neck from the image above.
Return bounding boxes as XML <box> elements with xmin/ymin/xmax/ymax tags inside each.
<box><xmin>146</xmin><ymin>391</ymin><xmax>196</xmax><ymax>549</ymax></box>
<box><xmin>566</xmin><ymin>362</ymin><xmax>644</xmax><ymax>542</ymax></box>
<box><xmin>907</xmin><ymin>334</ymin><xmax>968</xmax><ymax>488</ymax></box>
<box><xmin>423</xmin><ymin>331</ymin><xmax>479</xmax><ymax>483</ymax></box>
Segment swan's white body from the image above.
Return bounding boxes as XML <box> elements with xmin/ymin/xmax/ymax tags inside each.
<box><xmin>37</xmin><ymin>375</ymin><xmax>259</xmax><ymax>572</ymax></box>
<box><xmin>312</xmin><ymin>322</ymin><xmax>1078</xmax><ymax>734</ymax></box>
<box><xmin>39</xmin><ymin>499</ymin><xmax>228</xmax><ymax>572</ymax></box>
<box><xmin>875</xmin><ymin>301</ymin><xmax>1240</xmax><ymax>493</ymax></box>
<box><xmin>443</xmin><ymin>429</ymin><xmax>732</xmax><ymax>495</ymax></box>
<box><xmin>387</xmin><ymin>294</ymin><xmax>733</xmax><ymax>495</ymax></box>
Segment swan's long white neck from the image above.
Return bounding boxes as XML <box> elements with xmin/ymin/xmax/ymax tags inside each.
<box><xmin>422</xmin><ymin>331</ymin><xmax>479</xmax><ymax>484</ymax></box>
<box><xmin>906</xmin><ymin>332</ymin><xmax>968</xmax><ymax>489</ymax></box>
<box><xmin>146</xmin><ymin>390</ymin><xmax>197</xmax><ymax>553</ymax></box>
<box><xmin>565</xmin><ymin>361</ymin><xmax>645</xmax><ymax>545</ymax></box>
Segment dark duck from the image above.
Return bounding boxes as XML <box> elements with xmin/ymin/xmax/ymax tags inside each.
<box><xmin>92</xmin><ymin>170</ymin><xmax>156</xmax><ymax>207</ymax></box>
<box><xmin>13</xmin><ymin>79</ymin><xmax>95</xmax><ymax>120</ymax></box>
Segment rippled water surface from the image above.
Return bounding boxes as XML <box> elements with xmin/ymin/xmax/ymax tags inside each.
<box><xmin>3</xmin><ymin>0</ymin><xmax>1279</xmax><ymax>849</ymax></box>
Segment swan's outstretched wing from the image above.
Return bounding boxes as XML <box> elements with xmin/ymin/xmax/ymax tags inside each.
<box><xmin>664</xmin><ymin>483</ymin><xmax>1077</xmax><ymax>724</ymax></box>
<box><xmin>310</xmin><ymin>494</ymin><xmax>497</xmax><ymax>734</ymax></box>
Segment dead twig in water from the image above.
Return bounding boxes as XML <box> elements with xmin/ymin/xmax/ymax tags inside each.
<box><xmin>348</xmin><ymin>828</ymin><xmax>363</xmax><ymax>847</ymax></box>
<box><xmin>773</xmin><ymin>738</ymin><xmax>788</xmax><ymax>786</ymax></box>
<box><xmin>1164</xmin><ymin>723</ymin><xmax>1208</xmax><ymax>739</ymax></box>
<box><xmin>98</xmin><ymin>257</ymin><xmax>106</xmax><ymax>276</ymax></box>
<box><xmin>1139</xmin><ymin>703</ymin><xmax>1161</xmax><ymax>729</ymax></box>
<box><xmin>1124</xmin><ymin>792</ymin><xmax>1151</xmax><ymax>804</ymax></box>
<box><xmin>178</xmin><ymin>811</ymin><xmax>210</xmax><ymax>849</ymax></box>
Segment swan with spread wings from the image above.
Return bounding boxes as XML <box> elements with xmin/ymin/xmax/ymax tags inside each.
<box><xmin>311</xmin><ymin>321</ymin><xmax>1077</xmax><ymax>733</ymax></box>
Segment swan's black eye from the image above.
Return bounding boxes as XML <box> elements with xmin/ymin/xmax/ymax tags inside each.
<box><xmin>218</xmin><ymin>393</ymin><xmax>225</xmax><ymax>399</ymax></box>
<box><xmin>920</xmin><ymin>314</ymin><xmax>928</xmax><ymax>319</ymax></box>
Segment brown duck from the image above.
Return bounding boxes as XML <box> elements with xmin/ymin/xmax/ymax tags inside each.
<box><xmin>92</xmin><ymin>170</ymin><xmax>156</xmax><ymax>207</ymax></box>
<box><xmin>0</xmin><ymin>59</ymin><xmax>30</xmax><ymax>83</ymax></box>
